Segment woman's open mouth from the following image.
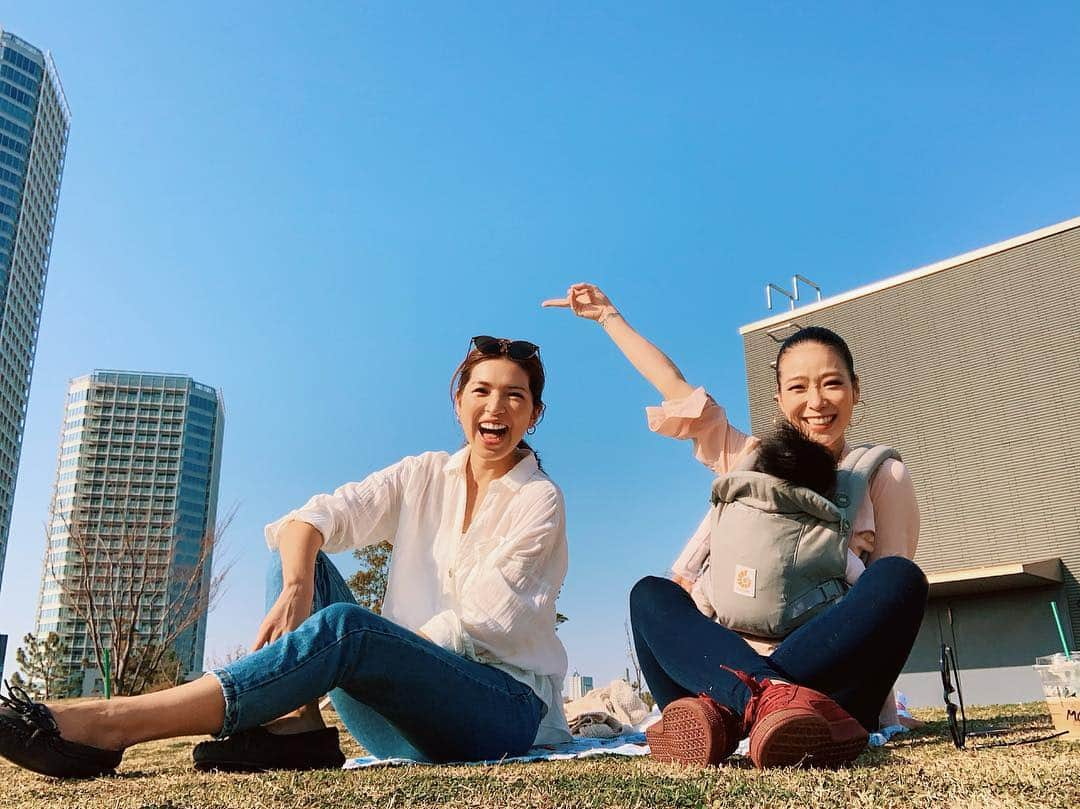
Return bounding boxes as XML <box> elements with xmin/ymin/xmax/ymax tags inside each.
<box><xmin>802</xmin><ymin>414</ymin><xmax>836</xmax><ymax>432</ymax></box>
<box><xmin>477</xmin><ymin>421</ymin><xmax>510</xmax><ymax>446</ymax></box>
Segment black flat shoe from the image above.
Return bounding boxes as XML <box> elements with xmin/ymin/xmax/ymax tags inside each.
<box><xmin>192</xmin><ymin>725</ymin><xmax>345</xmax><ymax>772</ymax></box>
<box><xmin>0</xmin><ymin>682</ymin><xmax>123</xmax><ymax>778</ymax></box>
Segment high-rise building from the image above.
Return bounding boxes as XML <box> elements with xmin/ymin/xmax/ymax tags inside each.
<box><xmin>566</xmin><ymin>671</ymin><xmax>594</xmax><ymax>701</ymax></box>
<box><xmin>0</xmin><ymin>29</ymin><xmax>70</xmax><ymax>591</ymax></box>
<box><xmin>35</xmin><ymin>372</ymin><xmax>224</xmax><ymax>692</ymax></box>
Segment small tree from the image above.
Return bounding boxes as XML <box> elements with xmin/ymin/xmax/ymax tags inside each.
<box><xmin>347</xmin><ymin>541</ymin><xmax>392</xmax><ymax>613</ymax></box>
<box><xmin>624</xmin><ymin>617</ymin><xmax>653</xmax><ymax>707</ymax></box>
<box><xmin>206</xmin><ymin>644</ymin><xmax>249</xmax><ymax>669</ymax></box>
<box><xmin>11</xmin><ymin>632</ymin><xmax>69</xmax><ymax>700</ymax></box>
<box><xmin>49</xmin><ymin>506</ymin><xmax>235</xmax><ymax>696</ymax></box>
<box><xmin>137</xmin><ymin>646</ymin><xmax>186</xmax><ymax>692</ymax></box>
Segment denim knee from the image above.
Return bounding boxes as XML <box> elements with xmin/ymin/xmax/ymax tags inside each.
<box><xmin>629</xmin><ymin>575</ymin><xmax>669</xmax><ymax>619</ymax></box>
<box><xmin>264</xmin><ymin>552</ymin><xmax>285</xmax><ymax>611</ymax></box>
<box><xmin>265</xmin><ymin>551</ymin><xmax>284</xmax><ymax>580</ymax></box>
<box><xmin>315</xmin><ymin>601</ymin><xmax>377</xmax><ymax>637</ymax></box>
<box><xmin>869</xmin><ymin>555</ymin><xmax>929</xmax><ymax>604</ymax></box>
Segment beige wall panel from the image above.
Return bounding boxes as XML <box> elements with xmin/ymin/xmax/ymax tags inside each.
<box><xmin>742</xmin><ymin>226</ymin><xmax>1080</xmax><ymax>642</ymax></box>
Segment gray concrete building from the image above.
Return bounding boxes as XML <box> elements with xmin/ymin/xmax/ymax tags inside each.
<box><xmin>0</xmin><ymin>29</ymin><xmax>70</xmax><ymax>593</ymax></box>
<box><xmin>35</xmin><ymin>372</ymin><xmax>224</xmax><ymax>692</ymax></box>
<box><xmin>739</xmin><ymin>217</ymin><xmax>1080</xmax><ymax>707</ymax></box>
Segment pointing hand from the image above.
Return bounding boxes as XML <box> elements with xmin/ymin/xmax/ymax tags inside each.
<box><xmin>542</xmin><ymin>282</ymin><xmax>618</xmax><ymax>323</ymax></box>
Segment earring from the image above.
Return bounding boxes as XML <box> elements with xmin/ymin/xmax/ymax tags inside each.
<box><xmin>527</xmin><ymin>425</ymin><xmax>536</xmax><ymax>435</ymax></box>
<box><xmin>850</xmin><ymin>400</ymin><xmax>867</xmax><ymax>428</ymax></box>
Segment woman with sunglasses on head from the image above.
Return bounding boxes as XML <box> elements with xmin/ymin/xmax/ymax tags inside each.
<box><xmin>545</xmin><ymin>283</ymin><xmax>928</xmax><ymax>769</ymax></box>
<box><xmin>0</xmin><ymin>336</ymin><xmax>572</xmax><ymax>778</ymax></box>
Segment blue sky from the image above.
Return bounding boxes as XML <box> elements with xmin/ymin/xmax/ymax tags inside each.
<box><xmin>1</xmin><ymin>2</ymin><xmax>1078</xmax><ymax>686</ymax></box>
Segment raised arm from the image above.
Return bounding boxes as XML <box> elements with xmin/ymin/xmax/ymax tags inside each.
<box><xmin>542</xmin><ymin>282</ymin><xmax>695</xmax><ymax>401</ymax></box>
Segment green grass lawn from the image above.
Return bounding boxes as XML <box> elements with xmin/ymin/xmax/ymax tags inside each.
<box><xmin>2</xmin><ymin>702</ymin><xmax>1077</xmax><ymax>809</ymax></box>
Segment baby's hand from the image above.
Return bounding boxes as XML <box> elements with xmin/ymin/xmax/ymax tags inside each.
<box><xmin>849</xmin><ymin>530</ymin><xmax>875</xmax><ymax>558</ymax></box>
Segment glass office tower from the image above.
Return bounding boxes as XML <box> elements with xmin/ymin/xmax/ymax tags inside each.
<box><xmin>0</xmin><ymin>29</ymin><xmax>70</xmax><ymax>592</ymax></box>
<box><xmin>35</xmin><ymin>372</ymin><xmax>225</xmax><ymax>690</ymax></box>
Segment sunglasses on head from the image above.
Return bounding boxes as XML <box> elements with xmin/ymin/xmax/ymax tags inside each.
<box><xmin>940</xmin><ymin>643</ymin><xmax>967</xmax><ymax>749</ymax></box>
<box><xmin>471</xmin><ymin>335</ymin><xmax>540</xmax><ymax>361</ymax></box>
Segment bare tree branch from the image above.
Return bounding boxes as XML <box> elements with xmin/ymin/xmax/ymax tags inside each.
<box><xmin>46</xmin><ymin>502</ymin><xmax>236</xmax><ymax>696</ymax></box>
<box><xmin>625</xmin><ymin>617</ymin><xmax>643</xmax><ymax>693</ymax></box>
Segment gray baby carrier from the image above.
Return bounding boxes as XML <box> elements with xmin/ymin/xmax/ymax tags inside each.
<box><xmin>699</xmin><ymin>444</ymin><xmax>900</xmax><ymax>639</ymax></box>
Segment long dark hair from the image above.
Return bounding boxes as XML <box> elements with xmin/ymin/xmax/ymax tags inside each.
<box><xmin>450</xmin><ymin>345</ymin><xmax>547</xmax><ymax>470</ymax></box>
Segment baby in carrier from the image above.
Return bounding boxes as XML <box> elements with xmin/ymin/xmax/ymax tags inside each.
<box><xmin>754</xmin><ymin>422</ymin><xmax>870</xmax><ymax>584</ymax></box>
<box><xmin>695</xmin><ymin>420</ymin><xmax>897</xmax><ymax>639</ymax></box>
<box><xmin>752</xmin><ymin>419</ymin><xmax>836</xmax><ymax>498</ymax></box>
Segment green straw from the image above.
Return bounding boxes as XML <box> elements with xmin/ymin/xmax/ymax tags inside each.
<box><xmin>1050</xmin><ymin>602</ymin><xmax>1072</xmax><ymax>661</ymax></box>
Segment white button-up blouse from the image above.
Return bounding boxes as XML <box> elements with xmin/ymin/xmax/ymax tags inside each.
<box><xmin>264</xmin><ymin>447</ymin><xmax>572</xmax><ymax>745</ymax></box>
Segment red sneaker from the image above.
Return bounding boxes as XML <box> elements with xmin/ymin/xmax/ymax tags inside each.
<box><xmin>645</xmin><ymin>694</ymin><xmax>742</xmax><ymax>767</ymax></box>
<box><xmin>724</xmin><ymin>668</ymin><xmax>868</xmax><ymax>769</ymax></box>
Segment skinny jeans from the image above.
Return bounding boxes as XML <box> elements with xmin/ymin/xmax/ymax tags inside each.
<box><xmin>630</xmin><ymin>555</ymin><xmax>928</xmax><ymax>730</ymax></box>
<box><xmin>211</xmin><ymin>551</ymin><xmax>543</xmax><ymax>762</ymax></box>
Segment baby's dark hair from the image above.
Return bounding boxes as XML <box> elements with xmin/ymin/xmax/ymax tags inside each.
<box><xmin>754</xmin><ymin>420</ymin><xmax>837</xmax><ymax>498</ymax></box>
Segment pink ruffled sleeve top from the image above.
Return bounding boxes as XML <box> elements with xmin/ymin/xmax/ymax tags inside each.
<box><xmin>646</xmin><ymin>387</ymin><xmax>920</xmax><ymax>588</ymax></box>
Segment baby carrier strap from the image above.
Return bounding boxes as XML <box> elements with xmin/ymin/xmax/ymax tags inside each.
<box><xmin>787</xmin><ymin>578</ymin><xmax>848</xmax><ymax>619</ymax></box>
<box><xmin>834</xmin><ymin>444</ymin><xmax>901</xmax><ymax>537</ymax></box>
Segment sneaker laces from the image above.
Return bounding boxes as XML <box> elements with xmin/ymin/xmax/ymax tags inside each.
<box><xmin>717</xmin><ymin>666</ymin><xmax>772</xmax><ymax>731</ymax></box>
<box><xmin>1</xmin><ymin>680</ymin><xmax>60</xmax><ymax>740</ymax></box>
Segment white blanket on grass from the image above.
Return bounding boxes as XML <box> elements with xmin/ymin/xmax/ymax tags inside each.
<box><xmin>344</xmin><ymin>732</ymin><xmax>650</xmax><ymax>769</ymax></box>
<box><xmin>343</xmin><ymin>713</ymin><xmax>907</xmax><ymax>769</ymax></box>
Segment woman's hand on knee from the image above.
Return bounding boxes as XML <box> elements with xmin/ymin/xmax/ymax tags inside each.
<box><xmin>672</xmin><ymin>574</ymin><xmax>695</xmax><ymax>594</ymax></box>
<box><xmin>542</xmin><ymin>282</ymin><xmax>619</xmax><ymax>322</ymax></box>
<box><xmin>252</xmin><ymin>582</ymin><xmax>315</xmax><ymax>651</ymax></box>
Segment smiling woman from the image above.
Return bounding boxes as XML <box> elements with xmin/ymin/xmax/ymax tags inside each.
<box><xmin>773</xmin><ymin>326</ymin><xmax>860</xmax><ymax>456</ymax></box>
<box><xmin>0</xmin><ymin>337</ymin><xmax>571</xmax><ymax>778</ymax></box>
<box><xmin>545</xmin><ymin>283</ymin><xmax>927</xmax><ymax>771</ymax></box>
<box><xmin>452</xmin><ymin>335</ymin><xmax>545</xmax><ymax>466</ymax></box>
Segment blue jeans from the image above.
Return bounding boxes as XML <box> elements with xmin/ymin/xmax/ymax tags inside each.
<box><xmin>630</xmin><ymin>556</ymin><xmax>928</xmax><ymax>730</ymax></box>
<box><xmin>212</xmin><ymin>551</ymin><xmax>543</xmax><ymax>762</ymax></box>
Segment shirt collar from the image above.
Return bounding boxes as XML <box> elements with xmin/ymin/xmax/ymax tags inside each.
<box><xmin>442</xmin><ymin>446</ymin><xmax>540</xmax><ymax>491</ymax></box>
<box><xmin>444</xmin><ymin>446</ymin><xmax>471</xmax><ymax>477</ymax></box>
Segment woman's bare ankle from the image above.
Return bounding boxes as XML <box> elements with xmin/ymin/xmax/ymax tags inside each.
<box><xmin>264</xmin><ymin>701</ymin><xmax>326</xmax><ymax>735</ymax></box>
<box><xmin>48</xmin><ymin>701</ymin><xmax>127</xmax><ymax>751</ymax></box>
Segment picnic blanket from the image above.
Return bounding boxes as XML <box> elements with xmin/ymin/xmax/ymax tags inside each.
<box><xmin>344</xmin><ymin>732</ymin><xmax>651</xmax><ymax>769</ymax></box>
<box><xmin>343</xmin><ymin>692</ymin><xmax>909</xmax><ymax>769</ymax></box>
<box><xmin>343</xmin><ymin>722</ymin><xmax>906</xmax><ymax>769</ymax></box>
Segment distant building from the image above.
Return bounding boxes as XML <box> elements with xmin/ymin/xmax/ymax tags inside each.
<box><xmin>739</xmin><ymin>217</ymin><xmax>1080</xmax><ymax>706</ymax></box>
<box><xmin>34</xmin><ymin>372</ymin><xmax>224</xmax><ymax>692</ymax></box>
<box><xmin>0</xmin><ymin>29</ymin><xmax>70</xmax><ymax>593</ymax></box>
<box><xmin>566</xmin><ymin>671</ymin><xmax>594</xmax><ymax>701</ymax></box>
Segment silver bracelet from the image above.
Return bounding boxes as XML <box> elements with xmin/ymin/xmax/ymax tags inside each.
<box><xmin>598</xmin><ymin>310</ymin><xmax>622</xmax><ymax>327</ymax></box>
